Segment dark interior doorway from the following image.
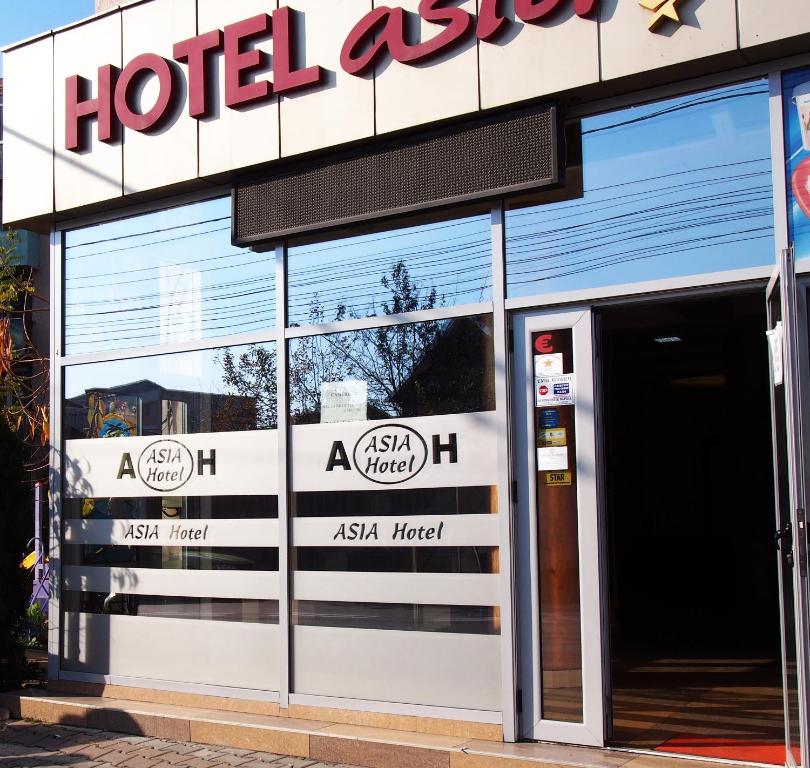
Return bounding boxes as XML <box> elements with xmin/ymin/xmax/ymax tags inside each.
<box><xmin>600</xmin><ymin>292</ymin><xmax>785</xmax><ymax>764</ymax></box>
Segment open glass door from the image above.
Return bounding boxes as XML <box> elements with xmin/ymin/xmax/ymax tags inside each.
<box><xmin>513</xmin><ymin>308</ymin><xmax>604</xmax><ymax>746</ymax></box>
<box><xmin>767</xmin><ymin>247</ymin><xmax>810</xmax><ymax>767</ymax></box>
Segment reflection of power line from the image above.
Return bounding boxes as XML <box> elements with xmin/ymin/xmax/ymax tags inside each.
<box><xmin>510</xmin><ymin>227</ymin><xmax>773</xmax><ymax>284</ymax></box>
<box><xmin>508</xmin><ymin>173</ymin><xmax>771</xmax><ymax>231</ymax></box>
<box><xmin>510</xmin><ymin>158</ymin><xmax>770</xmax><ymax>208</ymax></box>
<box><xmin>65</xmin><ymin>216</ymin><xmax>230</xmax><ymax>254</ymax></box>
<box><xmin>508</xmin><ymin>200</ymin><xmax>773</xmax><ymax>262</ymax></box>
<box><xmin>581</xmin><ymin>86</ymin><xmax>767</xmax><ymax>135</ymax></box>
<box><xmin>508</xmin><ymin>189</ymin><xmax>772</xmax><ymax>248</ymax></box>
<box><xmin>508</xmin><ymin>212</ymin><xmax>773</xmax><ymax>274</ymax></box>
<box><xmin>67</xmin><ymin>252</ymin><xmax>270</xmax><ymax>291</ymax></box>
<box><xmin>65</xmin><ymin>249</ymin><xmax>256</xmax><ymax>284</ymax></box>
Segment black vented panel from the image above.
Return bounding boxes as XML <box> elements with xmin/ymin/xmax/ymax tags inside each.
<box><xmin>233</xmin><ymin>105</ymin><xmax>558</xmax><ymax>245</ymax></box>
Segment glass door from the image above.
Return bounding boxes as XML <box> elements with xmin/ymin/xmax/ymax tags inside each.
<box><xmin>513</xmin><ymin>308</ymin><xmax>604</xmax><ymax>746</ymax></box>
<box><xmin>767</xmin><ymin>247</ymin><xmax>810</xmax><ymax>767</ymax></box>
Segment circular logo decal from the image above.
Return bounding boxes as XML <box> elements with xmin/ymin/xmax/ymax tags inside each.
<box><xmin>137</xmin><ymin>439</ymin><xmax>194</xmax><ymax>493</ymax></box>
<box><xmin>539</xmin><ymin>385</ymin><xmax>549</xmax><ymax>396</ymax></box>
<box><xmin>353</xmin><ymin>424</ymin><xmax>428</xmax><ymax>485</ymax></box>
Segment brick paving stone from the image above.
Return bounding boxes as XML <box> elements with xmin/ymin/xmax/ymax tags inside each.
<box><xmin>153</xmin><ymin>743</ymin><xmax>201</xmax><ymax>755</ymax></box>
<box><xmin>208</xmin><ymin>754</ymin><xmax>259</xmax><ymax>767</ymax></box>
<box><xmin>155</xmin><ymin>752</ymin><xmax>190</xmax><ymax>763</ymax></box>
<box><xmin>121</xmin><ymin>756</ymin><xmax>168</xmax><ymax>768</ymax></box>
<box><xmin>39</xmin><ymin>732</ymin><xmax>100</xmax><ymax>752</ymax></box>
<box><xmin>113</xmin><ymin>736</ymin><xmax>152</xmax><ymax>746</ymax></box>
<box><xmin>231</xmin><ymin>762</ymin><xmax>275</xmax><ymax>768</ymax></box>
<box><xmin>6</xmin><ymin>725</ymin><xmax>55</xmax><ymax>745</ymax></box>
<box><xmin>177</xmin><ymin>758</ymin><xmax>230</xmax><ymax>768</ymax></box>
<box><xmin>148</xmin><ymin>751</ymin><xmax>198</xmax><ymax>765</ymax></box>
<box><xmin>0</xmin><ymin>742</ymin><xmax>41</xmax><ymax>756</ymax></box>
<box><xmin>137</xmin><ymin>740</ymin><xmax>178</xmax><ymax>751</ymax></box>
<box><xmin>99</xmin><ymin>750</ymin><xmax>147</xmax><ymax>766</ymax></box>
<box><xmin>0</xmin><ymin>755</ymin><xmax>44</xmax><ymax>768</ymax></box>
<box><xmin>72</xmin><ymin>743</ymin><xmax>132</xmax><ymax>761</ymax></box>
<box><xmin>181</xmin><ymin>748</ymin><xmax>223</xmax><ymax>761</ymax></box>
<box><xmin>0</xmin><ymin>721</ymin><xmax>354</xmax><ymax>768</ymax></box>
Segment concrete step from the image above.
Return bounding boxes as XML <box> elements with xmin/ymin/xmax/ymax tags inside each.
<box><xmin>0</xmin><ymin>690</ymin><xmax>731</xmax><ymax>768</ymax></box>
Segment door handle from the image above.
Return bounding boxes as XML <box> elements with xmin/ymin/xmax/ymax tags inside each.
<box><xmin>776</xmin><ymin>522</ymin><xmax>795</xmax><ymax>567</ymax></box>
<box><xmin>775</xmin><ymin>521</ymin><xmax>793</xmax><ymax>549</ymax></box>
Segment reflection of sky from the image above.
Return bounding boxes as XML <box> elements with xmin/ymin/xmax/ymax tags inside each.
<box><xmin>783</xmin><ymin>66</ymin><xmax>810</xmax><ymax>262</ymax></box>
<box><xmin>63</xmin><ymin>197</ymin><xmax>276</xmax><ymax>356</ymax></box>
<box><xmin>506</xmin><ymin>80</ymin><xmax>774</xmax><ymax>298</ymax></box>
<box><xmin>286</xmin><ymin>214</ymin><xmax>492</xmax><ymax>325</ymax></box>
<box><xmin>63</xmin><ymin>343</ymin><xmax>273</xmax><ymax>401</ymax></box>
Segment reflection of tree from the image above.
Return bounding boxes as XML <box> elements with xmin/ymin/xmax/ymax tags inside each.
<box><xmin>347</xmin><ymin>262</ymin><xmax>441</xmax><ymax>416</ymax></box>
<box><xmin>218</xmin><ymin>346</ymin><xmax>277</xmax><ymax>430</ymax></box>
<box><xmin>287</xmin><ymin>260</ymin><xmax>498</xmax><ymax>423</ymax></box>
<box><xmin>289</xmin><ymin>299</ymin><xmax>355</xmax><ymax>421</ymax></box>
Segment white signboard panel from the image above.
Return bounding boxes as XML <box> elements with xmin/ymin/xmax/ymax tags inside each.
<box><xmin>535</xmin><ymin>374</ymin><xmax>575</xmax><ymax>407</ymax></box>
<box><xmin>320</xmin><ymin>380</ymin><xmax>368</xmax><ymax>424</ymax></box>
<box><xmin>293</xmin><ymin>514</ymin><xmax>498</xmax><ymax>548</ymax></box>
<box><xmin>64</xmin><ymin>430</ymin><xmax>278</xmax><ymax>498</ymax></box>
<box><xmin>290</xmin><ymin>411</ymin><xmax>499</xmax><ymax>491</ymax></box>
<box><xmin>64</xmin><ymin>518</ymin><xmax>279</xmax><ymax>548</ymax></box>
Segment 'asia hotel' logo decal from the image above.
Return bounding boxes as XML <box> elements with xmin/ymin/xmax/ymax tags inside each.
<box><xmin>116</xmin><ymin>438</ymin><xmax>216</xmax><ymax>493</ymax></box>
<box><xmin>326</xmin><ymin>423</ymin><xmax>457</xmax><ymax>485</ymax></box>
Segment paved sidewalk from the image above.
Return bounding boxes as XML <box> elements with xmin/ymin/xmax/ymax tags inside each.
<box><xmin>0</xmin><ymin>719</ymin><xmax>359</xmax><ymax>768</ymax></box>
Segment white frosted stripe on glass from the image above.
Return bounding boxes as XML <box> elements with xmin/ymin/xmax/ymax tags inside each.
<box><xmin>292</xmin><ymin>514</ymin><xmax>498</xmax><ymax>548</ymax></box>
<box><xmin>64</xmin><ymin>566</ymin><xmax>279</xmax><ymax>600</ymax></box>
<box><xmin>64</xmin><ymin>518</ymin><xmax>279</xmax><ymax>548</ymax></box>
<box><xmin>291</xmin><ymin>411</ymin><xmax>499</xmax><ymax>492</ymax></box>
<box><xmin>292</xmin><ymin>571</ymin><xmax>499</xmax><ymax>606</ymax></box>
<box><xmin>64</xmin><ymin>430</ymin><xmax>278</xmax><ymax>498</ymax></box>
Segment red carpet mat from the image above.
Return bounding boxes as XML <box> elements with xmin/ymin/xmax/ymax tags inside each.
<box><xmin>655</xmin><ymin>736</ymin><xmax>786</xmax><ymax>765</ymax></box>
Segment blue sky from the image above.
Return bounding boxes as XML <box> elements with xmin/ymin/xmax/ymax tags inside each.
<box><xmin>0</xmin><ymin>0</ymin><xmax>94</xmax><ymax>75</ymax></box>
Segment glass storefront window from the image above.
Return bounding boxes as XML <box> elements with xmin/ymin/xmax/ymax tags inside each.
<box><xmin>286</xmin><ymin>213</ymin><xmax>492</xmax><ymax>327</ymax></box>
<box><xmin>61</xmin><ymin>343</ymin><xmax>280</xmax><ymax>691</ymax></box>
<box><xmin>288</xmin><ymin>315</ymin><xmax>501</xmax><ymax>709</ymax></box>
<box><xmin>64</xmin><ymin>197</ymin><xmax>275</xmax><ymax>356</ymax></box>
<box><xmin>506</xmin><ymin>80</ymin><xmax>774</xmax><ymax>298</ymax></box>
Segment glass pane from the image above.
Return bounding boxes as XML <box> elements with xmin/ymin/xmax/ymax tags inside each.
<box><xmin>288</xmin><ymin>316</ymin><xmax>500</xmax><ymax>708</ymax></box>
<box><xmin>286</xmin><ymin>213</ymin><xmax>492</xmax><ymax>326</ymax></box>
<box><xmin>64</xmin><ymin>342</ymin><xmax>278</xmax><ymax>438</ymax></box>
<box><xmin>64</xmin><ymin>592</ymin><xmax>279</xmax><ymax>624</ymax></box>
<box><xmin>64</xmin><ymin>197</ymin><xmax>275</xmax><ymax>356</ymax></box>
<box><xmin>507</xmin><ymin>80</ymin><xmax>773</xmax><ymax>298</ymax></box>
<box><xmin>289</xmin><ymin>315</ymin><xmax>495</xmax><ymax>423</ymax></box>
<box><xmin>771</xmin><ymin>283</ymin><xmax>802</xmax><ymax>764</ymax></box>
<box><xmin>532</xmin><ymin>328</ymin><xmax>583</xmax><ymax>723</ymax></box>
<box><xmin>783</xmin><ymin>66</ymin><xmax>810</xmax><ymax>270</ymax></box>
<box><xmin>61</xmin><ymin>343</ymin><xmax>279</xmax><ymax>687</ymax></box>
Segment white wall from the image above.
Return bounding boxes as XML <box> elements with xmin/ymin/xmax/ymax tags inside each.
<box><xmin>4</xmin><ymin>0</ymin><xmax>807</xmax><ymax>224</ymax></box>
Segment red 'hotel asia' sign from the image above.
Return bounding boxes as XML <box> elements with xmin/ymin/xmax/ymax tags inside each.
<box><xmin>66</xmin><ymin>0</ymin><xmax>598</xmax><ymax>151</ymax></box>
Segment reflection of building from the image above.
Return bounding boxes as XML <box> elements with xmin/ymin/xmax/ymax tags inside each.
<box><xmin>7</xmin><ymin>1</ymin><xmax>810</xmax><ymax>766</ymax></box>
<box><xmin>64</xmin><ymin>380</ymin><xmax>257</xmax><ymax>441</ymax></box>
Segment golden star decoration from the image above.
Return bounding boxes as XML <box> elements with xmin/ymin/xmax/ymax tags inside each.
<box><xmin>639</xmin><ymin>0</ymin><xmax>683</xmax><ymax>32</ymax></box>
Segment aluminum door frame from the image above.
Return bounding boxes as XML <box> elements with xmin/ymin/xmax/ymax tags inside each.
<box><xmin>513</xmin><ymin>307</ymin><xmax>604</xmax><ymax>747</ymax></box>
<box><xmin>769</xmin><ymin>250</ymin><xmax>810</xmax><ymax>767</ymax></box>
